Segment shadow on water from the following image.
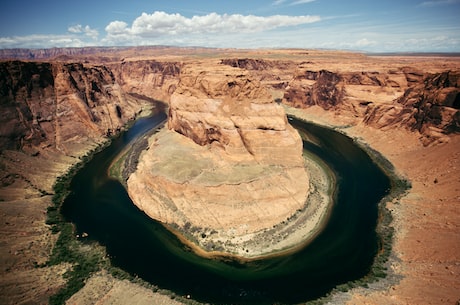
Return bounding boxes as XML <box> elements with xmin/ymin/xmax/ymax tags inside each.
<box><xmin>61</xmin><ymin>110</ymin><xmax>390</xmax><ymax>305</ymax></box>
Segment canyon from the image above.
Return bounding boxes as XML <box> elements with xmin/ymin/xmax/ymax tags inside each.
<box><xmin>0</xmin><ymin>48</ymin><xmax>459</xmax><ymax>304</ymax></box>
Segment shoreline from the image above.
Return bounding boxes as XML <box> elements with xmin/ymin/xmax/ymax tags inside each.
<box><xmin>283</xmin><ymin>106</ymin><xmax>412</xmax><ymax>301</ymax></box>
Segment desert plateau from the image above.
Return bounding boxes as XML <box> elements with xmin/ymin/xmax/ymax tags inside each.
<box><xmin>0</xmin><ymin>46</ymin><xmax>459</xmax><ymax>305</ymax></box>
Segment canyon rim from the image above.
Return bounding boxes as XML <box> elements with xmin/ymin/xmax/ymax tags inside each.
<box><xmin>0</xmin><ymin>47</ymin><xmax>459</xmax><ymax>305</ymax></box>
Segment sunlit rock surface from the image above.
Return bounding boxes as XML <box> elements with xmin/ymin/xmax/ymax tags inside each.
<box><xmin>127</xmin><ymin>63</ymin><xmax>310</xmax><ymax>256</ymax></box>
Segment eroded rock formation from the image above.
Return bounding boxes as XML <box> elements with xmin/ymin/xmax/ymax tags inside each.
<box><xmin>110</xmin><ymin>60</ymin><xmax>181</xmax><ymax>102</ymax></box>
<box><xmin>279</xmin><ymin>65</ymin><xmax>459</xmax><ymax>143</ymax></box>
<box><xmin>168</xmin><ymin>65</ymin><xmax>302</xmax><ymax>165</ymax></box>
<box><xmin>127</xmin><ymin>63</ymin><xmax>311</xmax><ymax>257</ymax></box>
<box><xmin>0</xmin><ymin>61</ymin><xmax>146</xmax><ymax>154</ymax></box>
<box><xmin>364</xmin><ymin>71</ymin><xmax>460</xmax><ymax>143</ymax></box>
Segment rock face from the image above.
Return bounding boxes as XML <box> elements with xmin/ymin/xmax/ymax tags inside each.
<box><xmin>284</xmin><ymin>70</ymin><xmax>345</xmax><ymax>110</ymax></box>
<box><xmin>110</xmin><ymin>60</ymin><xmax>181</xmax><ymax>102</ymax></box>
<box><xmin>127</xmin><ymin>63</ymin><xmax>310</xmax><ymax>257</ymax></box>
<box><xmin>0</xmin><ymin>61</ymin><xmax>146</xmax><ymax>153</ymax></box>
<box><xmin>280</xmin><ymin>66</ymin><xmax>459</xmax><ymax>143</ymax></box>
<box><xmin>168</xmin><ymin>65</ymin><xmax>302</xmax><ymax>165</ymax></box>
<box><xmin>364</xmin><ymin>71</ymin><xmax>460</xmax><ymax>140</ymax></box>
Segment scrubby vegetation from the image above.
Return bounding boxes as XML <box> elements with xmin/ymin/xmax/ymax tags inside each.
<box><xmin>290</xmin><ymin>115</ymin><xmax>412</xmax><ymax>304</ymax></box>
<box><xmin>45</xmin><ymin>142</ymin><xmax>112</xmax><ymax>305</ymax></box>
<box><xmin>44</xmin><ymin>138</ymin><xmax>198</xmax><ymax>305</ymax></box>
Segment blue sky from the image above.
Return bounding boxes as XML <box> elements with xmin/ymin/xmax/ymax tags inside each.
<box><xmin>1</xmin><ymin>0</ymin><xmax>459</xmax><ymax>52</ymax></box>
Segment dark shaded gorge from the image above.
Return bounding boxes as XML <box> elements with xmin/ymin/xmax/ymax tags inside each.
<box><xmin>61</xmin><ymin>107</ymin><xmax>390</xmax><ymax>305</ymax></box>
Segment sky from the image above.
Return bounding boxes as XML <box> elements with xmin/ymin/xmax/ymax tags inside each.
<box><xmin>0</xmin><ymin>0</ymin><xmax>459</xmax><ymax>52</ymax></box>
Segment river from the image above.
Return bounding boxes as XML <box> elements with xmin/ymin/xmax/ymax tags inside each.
<box><xmin>61</xmin><ymin>107</ymin><xmax>390</xmax><ymax>305</ymax></box>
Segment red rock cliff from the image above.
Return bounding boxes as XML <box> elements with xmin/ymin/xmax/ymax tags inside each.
<box><xmin>0</xmin><ymin>61</ymin><xmax>146</xmax><ymax>153</ymax></box>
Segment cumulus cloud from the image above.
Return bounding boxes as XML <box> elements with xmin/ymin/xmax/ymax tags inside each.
<box><xmin>105</xmin><ymin>21</ymin><xmax>129</xmax><ymax>34</ymax></box>
<box><xmin>67</xmin><ymin>24</ymin><xmax>99</xmax><ymax>39</ymax></box>
<box><xmin>104</xmin><ymin>11</ymin><xmax>321</xmax><ymax>40</ymax></box>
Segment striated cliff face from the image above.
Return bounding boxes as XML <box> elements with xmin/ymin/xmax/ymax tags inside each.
<box><xmin>363</xmin><ymin>71</ymin><xmax>460</xmax><ymax>143</ymax></box>
<box><xmin>110</xmin><ymin>60</ymin><xmax>181</xmax><ymax>102</ymax></box>
<box><xmin>0</xmin><ymin>61</ymin><xmax>54</xmax><ymax>150</ymax></box>
<box><xmin>276</xmin><ymin>65</ymin><xmax>459</xmax><ymax>143</ymax></box>
<box><xmin>0</xmin><ymin>61</ymin><xmax>148</xmax><ymax>154</ymax></box>
<box><xmin>168</xmin><ymin>64</ymin><xmax>302</xmax><ymax>165</ymax></box>
<box><xmin>220</xmin><ymin>58</ymin><xmax>458</xmax><ymax>143</ymax></box>
<box><xmin>284</xmin><ymin>70</ymin><xmax>345</xmax><ymax>110</ymax></box>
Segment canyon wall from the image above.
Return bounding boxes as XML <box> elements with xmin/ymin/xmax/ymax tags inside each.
<box><xmin>0</xmin><ymin>60</ymin><xmax>153</xmax><ymax>304</ymax></box>
<box><xmin>109</xmin><ymin>60</ymin><xmax>181</xmax><ymax>102</ymax></box>
<box><xmin>220</xmin><ymin>58</ymin><xmax>459</xmax><ymax>145</ymax></box>
<box><xmin>168</xmin><ymin>64</ymin><xmax>303</xmax><ymax>165</ymax></box>
<box><xmin>0</xmin><ymin>61</ymin><xmax>142</xmax><ymax>154</ymax></box>
<box><xmin>3</xmin><ymin>56</ymin><xmax>457</xmax><ymax>155</ymax></box>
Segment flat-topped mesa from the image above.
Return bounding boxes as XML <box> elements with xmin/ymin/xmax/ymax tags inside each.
<box><xmin>168</xmin><ymin>67</ymin><xmax>303</xmax><ymax>166</ymax></box>
<box><xmin>127</xmin><ymin>65</ymin><xmax>312</xmax><ymax>258</ymax></box>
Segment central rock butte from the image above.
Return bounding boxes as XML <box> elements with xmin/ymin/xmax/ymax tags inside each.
<box><xmin>126</xmin><ymin>62</ymin><xmax>325</xmax><ymax>258</ymax></box>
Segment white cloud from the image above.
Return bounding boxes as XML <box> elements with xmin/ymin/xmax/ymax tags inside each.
<box><xmin>67</xmin><ymin>24</ymin><xmax>99</xmax><ymax>40</ymax></box>
<box><xmin>273</xmin><ymin>0</ymin><xmax>315</xmax><ymax>5</ymax></box>
<box><xmin>104</xmin><ymin>11</ymin><xmax>321</xmax><ymax>40</ymax></box>
<box><xmin>105</xmin><ymin>21</ymin><xmax>129</xmax><ymax>34</ymax></box>
<box><xmin>355</xmin><ymin>38</ymin><xmax>377</xmax><ymax>47</ymax></box>
<box><xmin>419</xmin><ymin>0</ymin><xmax>460</xmax><ymax>6</ymax></box>
<box><xmin>290</xmin><ymin>0</ymin><xmax>316</xmax><ymax>5</ymax></box>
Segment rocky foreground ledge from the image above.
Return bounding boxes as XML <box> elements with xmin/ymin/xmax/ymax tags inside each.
<box><xmin>126</xmin><ymin>63</ymin><xmax>331</xmax><ymax>259</ymax></box>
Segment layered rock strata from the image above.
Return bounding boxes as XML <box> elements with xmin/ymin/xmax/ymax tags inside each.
<box><xmin>127</xmin><ymin>64</ymin><xmax>312</xmax><ymax>258</ymax></box>
<box><xmin>0</xmin><ymin>61</ymin><xmax>146</xmax><ymax>154</ymax></box>
<box><xmin>220</xmin><ymin>58</ymin><xmax>459</xmax><ymax>145</ymax></box>
<box><xmin>0</xmin><ymin>60</ymin><xmax>155</xmax><ymax>304</ymax></box>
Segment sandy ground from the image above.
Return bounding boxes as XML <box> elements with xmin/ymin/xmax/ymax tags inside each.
<box><xmin>66</xmin><ymin>271</ymin><xmax>185</xmax><ymax>305</ymax></box>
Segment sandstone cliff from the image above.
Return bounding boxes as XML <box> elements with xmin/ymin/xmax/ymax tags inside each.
<box><xmin>0</xmin><ymin>59</ymin><xmax>155</xmax><ymax>304</ymax></box>
<box><xmin>168</xmin><ymin>64</ymin><xmax>302</xmax><ymax>165</ymax></box>
<box><xmin>289</xmin><ymin>69</ymin><xmax>457</xmax><ymax>140</ymax></box>
<box><xmin>363</xmin><ymin>71</ymin><xmax>460</xmax><ymax>143</ymax></box>
<box><xmin>0</xmin><ymin>61</ymin><xmax>147</xmax><ymax>154</ymax></box>
<box><xmin>127</xmin><ymin>62</ymin><xmax>312</xmax><ymax>257</ymax></box>
<box><xmin>226</xmin><ymin>59</ymin><xmax>459</xmax><ymax>144</ymax></box>
<box><xmin>109</xmin><ymin>60</ymin><xmax>181</xmax><ymax>103</ymax></box>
